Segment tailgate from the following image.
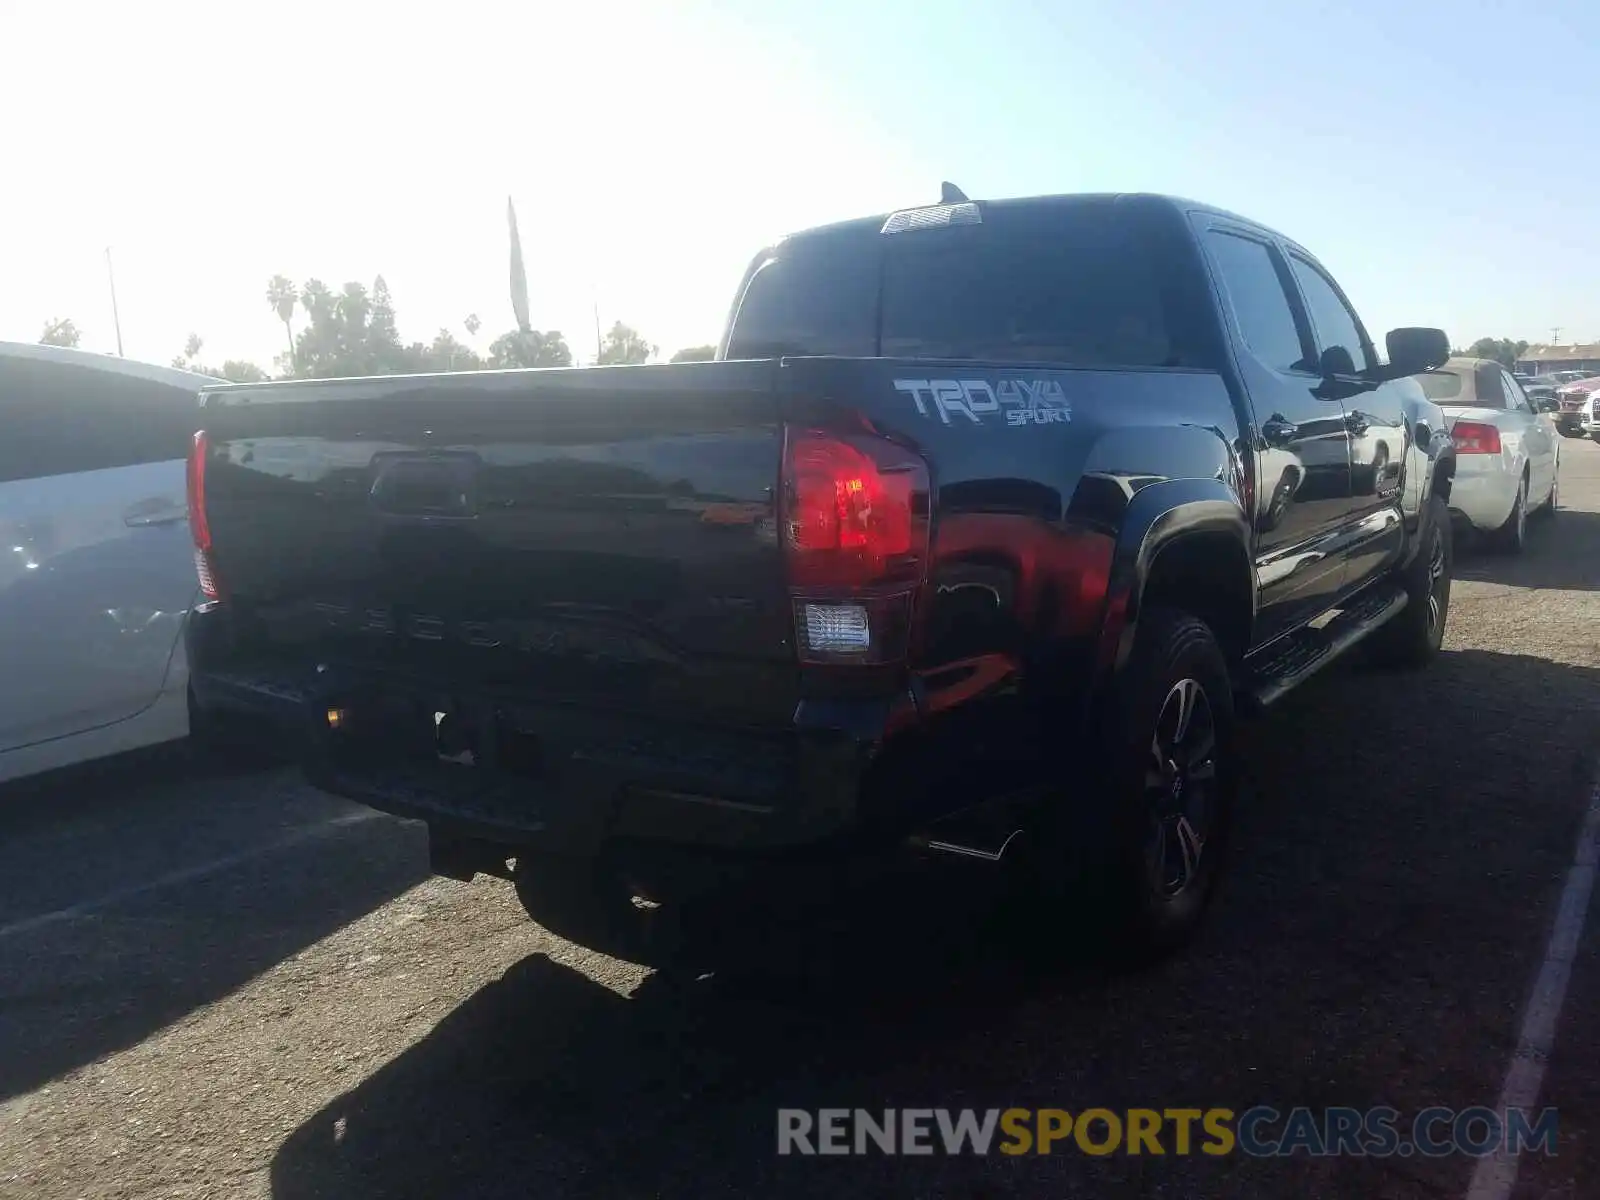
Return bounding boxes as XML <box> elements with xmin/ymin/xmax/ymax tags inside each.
<box><xmin>199</xmin><ymin>362</ymin><xmax>799</xmax><ymax>732</ymax></box>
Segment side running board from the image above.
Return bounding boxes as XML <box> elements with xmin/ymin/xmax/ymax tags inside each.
<box><xmin>1240</xmin><ymin>584</ymin><xmax>1408</xmax><ymax>711</ymax></box>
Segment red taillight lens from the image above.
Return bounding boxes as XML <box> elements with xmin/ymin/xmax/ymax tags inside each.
<box><xmin>186</xmin><ymin>430</ymin><xmax>220</xmax><ymax>598</ymax></box>
<box><xmin>782</xmin><ymin>428</ymin><xmax>929</xmax><ymax>663</ymax></box>
<box><xmin>1452</xmin><ymin>420</ymin><xmax>1502</xmax><ymax>455</ymax></box>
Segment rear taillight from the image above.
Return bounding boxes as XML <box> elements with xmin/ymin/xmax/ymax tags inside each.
<box><xmin>1452</xmin><ymin>421</ymin><xmax>1502</xmax><ymax>455</ymax></box>
<box><xmin>781</xmin><ymin>427</ymin><xmax>930</xmax><ymax>664</ymax></box>
<box><xmin>186</xmin><ymin>430</ymin><xmax>220</xmax><ymax>598</ymax></box>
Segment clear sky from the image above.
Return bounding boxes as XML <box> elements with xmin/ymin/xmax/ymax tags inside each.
<box><xmin>2</xmin><ymin>0</ymin><xmax>1595</xmax><ymax>369</ymax></box>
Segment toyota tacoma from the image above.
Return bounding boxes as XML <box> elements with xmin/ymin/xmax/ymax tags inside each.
<box><xmin>185</xmin><ymin>189</ymin><xmax>1457</xmax><ymax>965</ymax></box>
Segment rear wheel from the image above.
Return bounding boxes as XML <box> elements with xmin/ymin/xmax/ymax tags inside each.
<box><xmin>1489</xmin><ymin>473</ymin><xmax>1528</xmax><ymax>554</ymax></box>
<box><xmin>1031</xmin><ymin>608</ymin><xmax>1237</xmax><ymax>965</ymax></box>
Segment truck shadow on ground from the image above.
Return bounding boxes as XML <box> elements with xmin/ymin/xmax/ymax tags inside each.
<box><xmin>269</xmin><ymin>646</ymin><xmax>1600</xmax><ymax>1200</ymax></box>
<box><xmin>1453</xmin><ymin>508</ymin><xmax>1600</xmax><ymax>591</ymax></box>
<box><xmin>0</xmin><ymin>753</ymin><xmax>426</xmax><ymax>1101</ymax></box>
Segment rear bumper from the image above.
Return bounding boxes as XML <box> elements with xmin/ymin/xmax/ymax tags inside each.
<box><xmin>184</xmin><ymin>602</ymin><xmax>932</xmax><ymax>869</ymax></box>
<box><xmin>1447</xmin><ymin>458</ymin><xmax>1519</xmax><ymax>532</ymax></box>
<box><xmin>185</xmin><ymin>603</ymin><xmax>315</xmax><ymax>734</ymax></box>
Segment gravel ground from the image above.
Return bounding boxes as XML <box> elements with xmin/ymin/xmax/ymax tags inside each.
<box><xmin>3</xmin><ymin>440</ymin><xmax>1599</xmax><ymax>1199</ymax></box>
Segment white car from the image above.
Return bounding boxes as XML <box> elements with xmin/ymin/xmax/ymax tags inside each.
<box><xmin>1580</xmin><ymin>387</ymin><xmax>1600</xmax><ymax>440</ymax></box>
<box><xmin>1415</xmin><ymin>356</ymin><xmax>1558</xmax><ymax>553</ymax></box>
<box><xmin>0</xmin><ymin>341</ymin><xmax>219</xmax><ymax>784</ymax></box>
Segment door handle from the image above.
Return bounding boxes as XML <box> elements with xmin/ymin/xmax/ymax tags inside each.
<box><xmin>1261</xmin><ymin>418</ymin><xmax>1298</xmax><ymax>446</ymax></box>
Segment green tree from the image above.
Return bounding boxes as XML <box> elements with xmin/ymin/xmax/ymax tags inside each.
<box><xmin>172</xmin><ymin>332</ymin><xmax>206</xmax><ymax>370</ymax></box>
<box><xmin>487</xmin><ymin>329</ymin><xmax>573</xmax><ymax>368</ymax></box>
<box><xmin>1465</xmin><ymin>337</ymin><xmax>1529</xmax><ymax>370</ymax></box>
<box><xmin>596</xmin><ymin>320</ymin><xmax>655</xmax><ymax>365</ymax></box>
<box><xmin>39</xmin><ymin>317</ymin><xmax>81</xmax><ymax>348</ymax></box>
<box><xmin>171</xmin><ymin>333</ymin><xmax>267</xmax><ymax>381</ymax></box>
<box><xmin>266</xmin><ymin>275</ymin><xmax>298</xmax><ymax>369</ymax></box>
<box><xmin>669</xmin><ymin>344</ymin><xmax>717</xmax><ymax>363</ymax></box>
<box><xmin>427</xmin><ymin>328</ymin><xmax>482</xmax><ymax>372</ymax></box>
<box><xmin>290</xmin><ymin>276</ymin><xmax>416</xmax><ymax>377</ymax></box>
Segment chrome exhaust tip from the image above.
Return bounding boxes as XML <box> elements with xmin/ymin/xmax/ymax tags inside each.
<box><xmin>909</xmin><ymin>828</ymin><xmax>1026</xmax><ymax>864</ymax></box>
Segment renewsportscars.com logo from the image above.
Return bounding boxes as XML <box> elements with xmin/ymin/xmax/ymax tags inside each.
<box><xmin>776</xmin><ymin>1106</ymin><xmax>1559</xmax><ymax>1158</ymax></box>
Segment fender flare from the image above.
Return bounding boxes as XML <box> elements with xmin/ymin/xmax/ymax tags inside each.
<box><xmin>1092</xmin><ymin>477</ymin><xmax>1254</xmax><ymax>692</ymax></box>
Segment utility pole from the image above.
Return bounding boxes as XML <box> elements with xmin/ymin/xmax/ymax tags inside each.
<box><xmin>593</xmin><ymin>302</ymin><xmax>603</xmax><ymax>365</ymax></box>
<box><xmin>1550</xmin><ymin>327</ymin><xmax>1561</xmax><ymax>346</ymax></box>
<box><xmin>105</xmin><ymin>247</ymin><xmax>125</xmax><ymax>357</ymax></box>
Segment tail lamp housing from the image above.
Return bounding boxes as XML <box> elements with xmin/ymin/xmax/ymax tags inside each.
<box><xmin>1451</xmin><ymin>420</ymin><xmax>1501</xmax><ymax>455</ymax></box>
<box><xmin>187</xmin><ymin>430</ymin><xmax>221</xmax><ymax>599</ymax></box>
<box><xmin>781</xmin><ymin>427</ymin><xmax>930</xmax><ymax>664</ymax></box>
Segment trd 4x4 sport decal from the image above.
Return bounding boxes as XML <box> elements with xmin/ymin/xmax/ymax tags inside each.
<box><xmin>893</xmin><ymin>378</ymin><xmax>1072</xmax><ymax>427</ymax></box>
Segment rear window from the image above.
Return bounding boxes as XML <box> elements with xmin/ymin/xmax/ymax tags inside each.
<box><xmin>724</xmin><ymin>201</ymin><xmax>1199</xmax><ymax>370</ymax></box>
<box><xmin>721</xmin><ymin>232</ymin><xmax>878</xmax><ymax>359</ymax></box>
<box><xmin>1417</xmin><ymin>370</ymin><xmax>1465</xmax><ymax>402</ymax></box>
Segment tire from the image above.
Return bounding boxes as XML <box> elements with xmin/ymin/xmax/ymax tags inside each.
<box><xmin>1368</xmin><ymin>494</ymin><xmax>1452</xmax><ymax>669</ymax></box>
<box><xmin>1488</xmin><ymin>472</ymin><xmax>1529</xmax><ymax>554</ymax></box>
<box><xmin>1032</xmin><ymin>608</ymin><xmax>1238</xmax><ymax>965</ymax></box>
<box><xmin>514</xmin><ymin>855</ymin><xmax>699</xmax><ymax>968</ymax></box>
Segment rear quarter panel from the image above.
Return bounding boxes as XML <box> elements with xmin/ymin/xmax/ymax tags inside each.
<box><xmin>780</xmin><ymin>357</ymin><xmax>1247</xmax><ymax>806</ymax></box>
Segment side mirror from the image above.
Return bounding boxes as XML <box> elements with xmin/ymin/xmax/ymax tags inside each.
<box><xmin>1379</xmin><ymin>327</ymin><xmax>1450</xmax><ymax>380</ymax></box>
<box><xmin>1535</xmin><ymin>395</ymin><xmax>1560</xmax><ymax>414</ymax></box>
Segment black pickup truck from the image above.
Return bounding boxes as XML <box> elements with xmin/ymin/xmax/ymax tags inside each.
<box><xmin>186</xmin><ymin>191</ymin><xmax>1456</xmax><ymax>966</ymax></box>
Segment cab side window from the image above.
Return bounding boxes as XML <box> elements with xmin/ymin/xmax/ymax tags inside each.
<box><xmin>0</xmin><ymin>358</ymin><xmax>201</xmax><ymax>484</ymax></box>
<box><xmin>1203</xmin><ymin>231</ymin><xmax>1309</xmax><ymax>373</ymax></box>
<box><xmin>1288</xmin><ymin>256</ymin><xmax>1371</xmax><ymax>375</ymax></box>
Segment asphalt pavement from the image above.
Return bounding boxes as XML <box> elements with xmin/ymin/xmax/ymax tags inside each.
<box><xmin>3</xmin><ymin>442</ymin><xmax>1600</xmax><ymax>1199</ymax></box>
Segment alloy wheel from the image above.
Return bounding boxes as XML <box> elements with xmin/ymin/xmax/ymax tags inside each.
<box><xmin>1143</xmin><ymin>678</ymin><xmax>1217</xmax><ymax>899</ymax></box>
<box><xmin>1426</xmin><ymin>527</ymin><xmax>1447</xmax><ymax>634</ymax></box>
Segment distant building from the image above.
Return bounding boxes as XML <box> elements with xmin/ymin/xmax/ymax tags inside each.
<box><xmin>1514</xmin><ymin>343</ymin><xmax>1600</xmax><ymax>375</ymax></box>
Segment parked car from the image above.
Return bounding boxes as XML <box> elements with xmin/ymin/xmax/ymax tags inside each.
<box><xmin>1415</xmin><ymin>357</ymin><xmax>1559</xmax><ymax>552</ymax></box>
<box><xmin>1557</xmin><ymin>376</ymin><xmax>1600</xmax><ymax>437</ymax></box>
<box><xmin>1582</xmin><ymin>389</ymin><xmax>1600</xmax><ymax>441</ymax></box>
<box><xmin>1543</xmin><ymin>375</ymin><xmax>1599</xmax><ymax>437</ymax></box>
<box><xmin>1511</xmin><ymin>375</ymin><xmax>1580</xmax><ymax>436</ymax></box>
<box><xmin>0</xmin><ymin>341</ymin><xmax>217</xmax><ymax>784</ymax></box>
<box><xmin>186</xmin><ymin>191</ymin><xmax>1456</xmax><ymax>966</ymax></box>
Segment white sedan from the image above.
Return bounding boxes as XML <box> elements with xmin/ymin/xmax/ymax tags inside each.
<box><xmin>1415</xmin><ymin>356</ymin><xmax>1558</xmax><ymax>554</ymax></box>
<box><xmin>0</xmin><ymin>341</ymin><xmax>218</xmax><ymax>784</ymax></box>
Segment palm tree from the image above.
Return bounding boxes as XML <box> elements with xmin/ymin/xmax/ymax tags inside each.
<box><xmin>266</xmin><ymin>275</ymin><xmax>299</xmax><ymax>369</ymax></box>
